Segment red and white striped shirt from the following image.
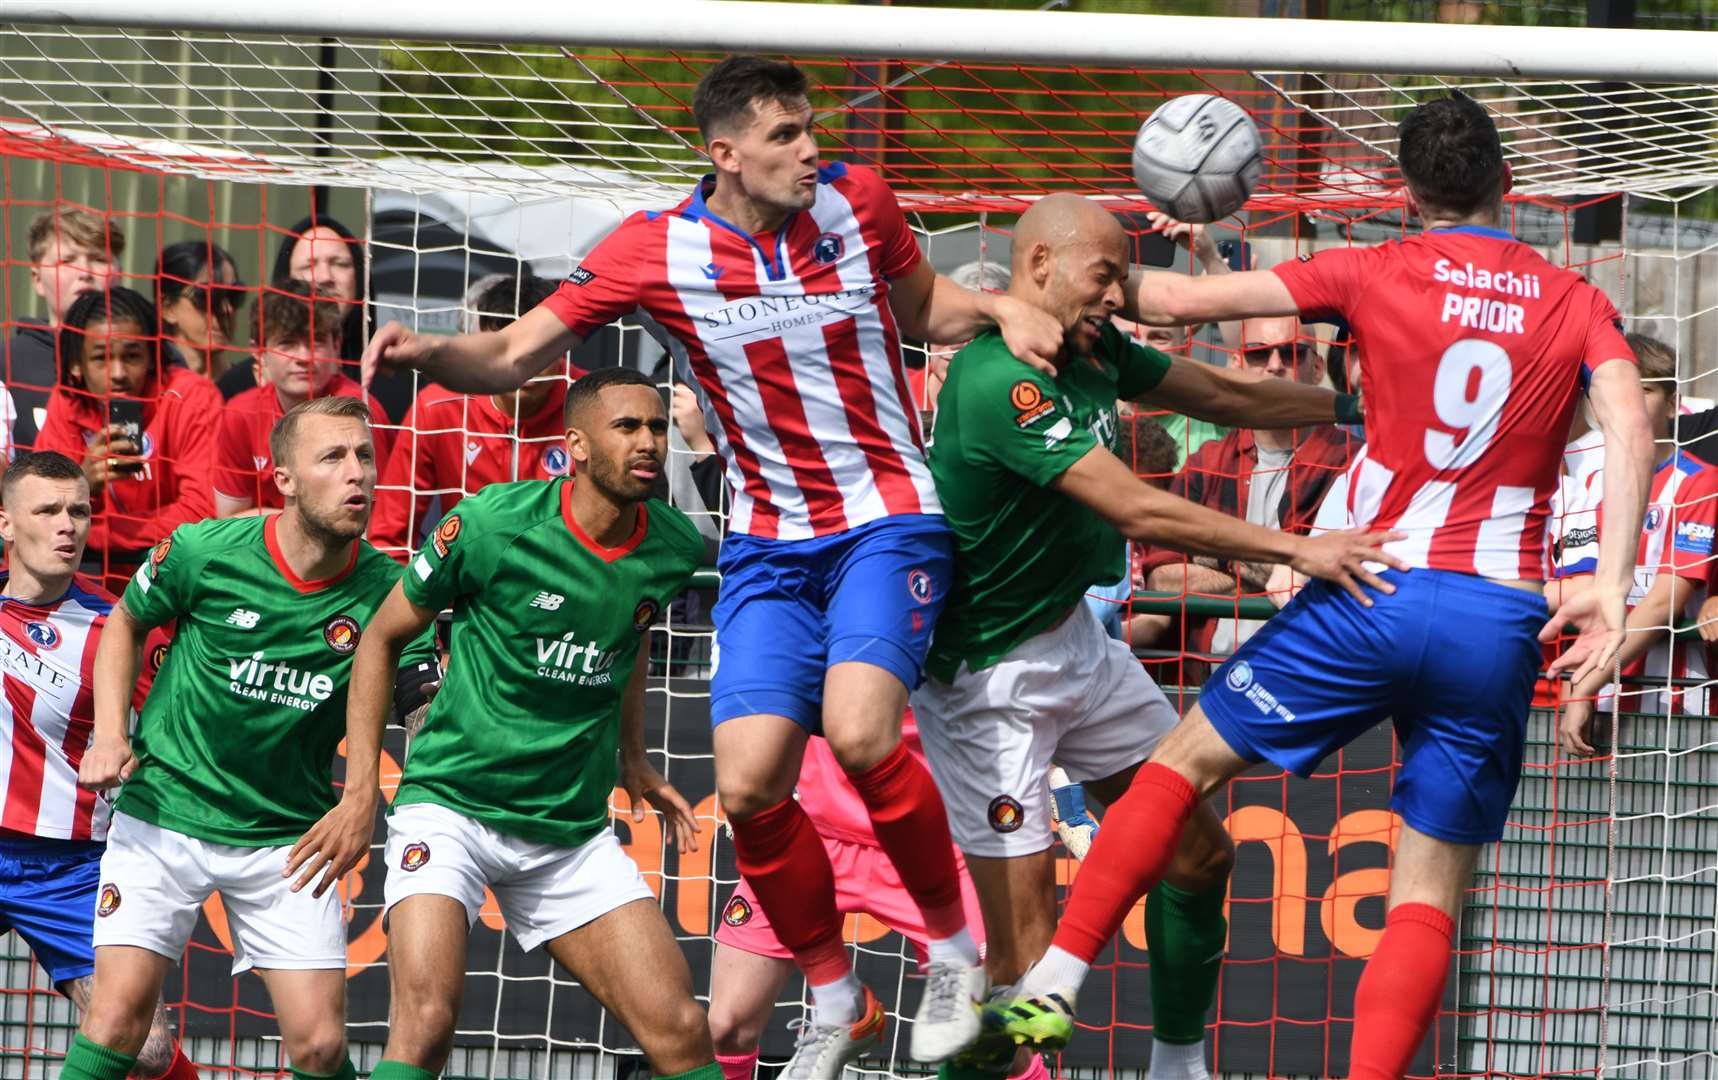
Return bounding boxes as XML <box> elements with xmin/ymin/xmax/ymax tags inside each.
<box><xmin>0</xmin><ymin>575</ymin><xmax>113</xmax><ymax>841</ymax></box>
<box><xmin>1550</xmin><ymin>449</ymin><xmax>1718</xmax><ymax>714</ymax></box>
<box><xmin>1275</xmin><ymin>226</ymin><xmax>1633</xmax><ymax>580</ymax></box>
<box><xmin>542</xmin><ymin>163</ymin><xmax>939</xmax><ymax>540</ymax></box>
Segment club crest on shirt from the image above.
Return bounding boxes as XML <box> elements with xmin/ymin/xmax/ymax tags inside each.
<box><xmin>149</xmin><ymin>536</ymin><xmax>172</xmax><ymax>575</ymax></box>
<box><xmin>633</xmin><ymin>598</ymin><xmax>660</xmax><ymax>633</ymax></box>
<box><xmin>1010</xmin><ymin>380</ymin><xmax>1055</xmax><ymax>427</ymax></box>
<box><xmin>722</xmin><ymin>895</ymin><xmax>753</xmax><ymax>927</ymax></box>
<box><xmin>907</xmin><ymin>568</ymin><xmax>934</xmax><ymax>605</ymax></box>
<box><xmin>1644</xmin><ymin>506</ymin><xmax>1665</xmax><ymax>533</ymax></box>
<box><xmin>324</xmin><ymin>615</ymin><xmax>361</xmax><ymax>654</ymax></box>
<box><xmin>542</xmin><ymin>446</ymin><xmax>570</xmax><ymax>477</ymax></box>
<box><xmin>400</xmin><ymin>841</ymin><xmax>430</xmax><ymax>871</ymax></box>
<box><xmin>24</xmin><ymin>621</ymin><xmax>60</xmax><ymax>650</ymax></box>
<box><xmin>433</xmin><ymin>515</ymin><xmax>462</xmax><ymax>558</ymax></box>
<box><xmin>812</xmin><ymin>232</ymin><xmax>845</xmax><ymax>264</ymax></box>
<box><xmin>97</xmin><ymin>884</ymin><xmax>121</xmax><ymax>916</ymax></box>
<box><xmin>149</xmin><ymin>642</ymin><xmax>170</xmax><ymax>674</ymax></box>
<box><xmin>988</xmin><ymin>795</ymin><xmax>1024</xmax><ymax>833</ymax></box>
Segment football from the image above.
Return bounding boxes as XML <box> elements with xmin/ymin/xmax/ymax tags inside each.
<box><xmin>1131</xmin><ymin>94</ymin><xmax>1264</xmax><ymax>224</ymax></box>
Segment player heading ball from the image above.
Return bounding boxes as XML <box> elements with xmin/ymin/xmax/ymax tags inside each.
<box><xmin>347</xmin><ymin>367</ymin><xmax>720</xmax><ymax>1080</ymax></box>
<box><xmin>67</xmin><ymin>396</ymin><xmax>437</xmax><ymax>1080</ymax></box>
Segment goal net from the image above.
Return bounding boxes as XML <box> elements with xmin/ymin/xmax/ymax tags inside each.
<box><xmin>0</xmin><ymin>6</ymin><xmax>1714</xmax><ymax>1078</ymax></box>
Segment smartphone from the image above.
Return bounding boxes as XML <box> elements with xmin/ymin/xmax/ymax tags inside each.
<box><xmin>106</xmin><ymin>398</ymin><xmax>146</xmax><ymax>474</ymax></box>
<box><xmin>1136</xmin><ymin>228</ymin><xmax>1178</xmax><ymax>268</ymax></box>
<box><xmin>1217</xmin><ymin>238</ymin><xmax>1253</xmax><ymax>273</ymax></box>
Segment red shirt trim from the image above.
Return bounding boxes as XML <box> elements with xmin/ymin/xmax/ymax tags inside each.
<box><xmin>264</xmin><ymin>515</ymin><xmax>360</xmax><ymax>593</ymax></box>
<box><xmin>560</xmin><ymin>478</ymin><xmax>648</xmax><ymax>563</ymax></box>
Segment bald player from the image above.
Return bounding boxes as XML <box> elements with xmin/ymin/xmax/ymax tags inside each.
<box><xmin>914</xmin><ymin>193</ymin><xmax>1398</xmax><ymax>1077</ymax></box>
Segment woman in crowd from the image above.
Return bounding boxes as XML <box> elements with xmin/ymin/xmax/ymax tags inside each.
<box><xmin>153</xmin><ymin>239</ymin><xmax>245</xmax><ymax>379</ymax></box>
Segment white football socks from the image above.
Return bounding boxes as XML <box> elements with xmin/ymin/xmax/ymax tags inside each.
<box><xmin>1018</xmin><ymin>945</ymin><xmax>1090</xmax><ymax>997</ymax></box>
<box><xmin>808</xmin><ymin>970</ymin><xmax>865</xmax><ymax>1026</ymax></box>
<box><xmin>1146</xmin><ymin>1038</ymin><xmax>1211</xmax><ymax>1080</ymax></box>
<box><xmin>926</xmin><ymin>925</ymin><xmax>981</xmax><ymax>967</ymax></box>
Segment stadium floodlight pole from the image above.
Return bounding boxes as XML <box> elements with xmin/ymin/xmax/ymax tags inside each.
<box><xmin>3</xmin><ymin>0</ymin><xmax>1715</xmax><ymax>82</ymax></box>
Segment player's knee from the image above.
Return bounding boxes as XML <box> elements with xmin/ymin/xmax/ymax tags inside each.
<box><xmin>1171</xmin><ymin>827</ymin><xmax>1236</xmax><ymax>894</ymax></box>
<box><xmin>822</xmin><ymin>716</ymin><xmax>897</xmax><ymax>775</ymax></box>
<box><xmin>284</xmin><ymin>1026</ymin><xmax>347</xmax><ymax>1075</ymax></box>
<box><xmin>643</xmin><ymin>998</ymin><xmax>716</xmax><ymax>1072</ymax></box>
<box><xmin>80</xmin><ymin>996</ymin><xmax>157</xmax><ymax>1057</ymax></box>
<box><xmin>706</xmin><ymin>999</ymin><xmax>764</xmax><ymax>1055</ymax></box>
<box><xmin>716</xmin><ymin>771</ymin><xmax>792</xmax><ymax>821</ymax></box>
<box><xmin>389</xmin><ymin>996</ymin><xmax>457</xmax><ymax>1064</ymax></box>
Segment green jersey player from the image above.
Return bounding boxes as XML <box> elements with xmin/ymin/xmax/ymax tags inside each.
<box><xmin>349</xmin><ymin>367</ymin><xmax>720</xmax><ymax>1080</ymax></box>
<box><xmin>68</xmin><ymin>396</ymin><xmax>434</xmax><ymax>1080</ymax></box>
<box><xmin>910</xmin><ymin>195</ymin><xmax>1401</xmax><ymax>1078</ymax></box>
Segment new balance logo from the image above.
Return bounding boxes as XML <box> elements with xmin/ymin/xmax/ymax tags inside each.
<box><xmin>226</xmin><ymin>609</ymin><xmax>261</xmax><ymax>629</ymax></box>
<box><xmin>530</xmin><ymin>592</ymin><xmax>565</xmax><ymax>611</ymax></box>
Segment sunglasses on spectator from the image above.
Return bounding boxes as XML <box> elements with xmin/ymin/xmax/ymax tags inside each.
<box><xmin>168</xmin><ymin>279</ymin><xmax>248</xmax><ymax>312</ymax></box>
<box><xmin>1240</xmin><ymin>343</ymin><xmax>1318</xmax><ymax>369</ymax></box>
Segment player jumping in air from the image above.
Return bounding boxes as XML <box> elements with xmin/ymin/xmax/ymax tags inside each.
<box><xmin>0</xmin><ymin>451</ymin><xmax>194</xmax><ymax>1080</ymax></box>
<box><xmin>363</xmin><ymin>56</ymin><xmax>1062</xmax><ymax>1075</ymax></box>
<box><xmin>990</xmin><ymin>94</ymin><xmax>1654</xmax><ymax>1080</ymax></box>
<box><xmin>68</xmin><ymin>397</ymin><xmax>437</xmax><ymax>1080</ymax></box>
<box><xmin>916</xmin><ymin>193</ymin><xmax>1396</xmax><ymax>1080</ymax></box>
<box><xmin>349</xmin><ymin>367</ymin><xmax>720</xmax><ymax>1080</ymax></box>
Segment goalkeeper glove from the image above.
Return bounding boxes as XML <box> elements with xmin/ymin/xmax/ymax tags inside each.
<box><xmin>1048</xmin><ymin>766</ymin><xmax>1099</xmax><ymax>861</ymax></box>
<box><xmin>393</xmin><ymin>659</ymin><xmax>442</xmax><ymax>733</ymax></box>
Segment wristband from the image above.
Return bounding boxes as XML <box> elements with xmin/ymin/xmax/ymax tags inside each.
<box><xmin>1334</xmin><ymin>392</ymin><xmax>1364</xmax><ymax>425</ymax></box>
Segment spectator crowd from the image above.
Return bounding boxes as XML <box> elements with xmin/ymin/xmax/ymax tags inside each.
<box><xmin>7</xmin><ymin>202</ymin><xmax>1710</xmax><ymax>728</ymax></box>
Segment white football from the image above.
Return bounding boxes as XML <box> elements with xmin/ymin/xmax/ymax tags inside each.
<box><xmin>1132</xmin><ymin>94</ymin><xmax>1264</xmax><ymax>224</ymax></box>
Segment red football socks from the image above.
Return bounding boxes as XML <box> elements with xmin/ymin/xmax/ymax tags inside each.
<box><xmin>729</xmin><ymin>796</ymin><xmax>851</xmax><ymax>985</ymax></box>
<box><xmin>716</xmin><ymin>1052</ymin><xmax>758</xmax><ymax>1080</ymax></box>
<box><xmin>135</xmin><ymin>1046</ymin><xmax>198</xmax><ymax>1080</ymax></box>
<box><xmin>1051</xmin><ymin>762</ymin><xmax>1198</xmax><ymax>963</ymax></box>
<box><xmin>1347</xmin><ymin>902</ymin><xmax>1456</xmax><ymax>1080</ymax></box>
<box><xmin>847</xmin><ymin>741</ymin><xmax>967</xmax><ymax>938</ymax></box>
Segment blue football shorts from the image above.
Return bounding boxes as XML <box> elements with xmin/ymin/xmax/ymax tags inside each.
<box><xmin>710</xmin><ymin>514</ymin><xmax>953</xmax><ymax>731</ymax></box>
<box><xmin>1202</xmin><ymin>568</ymin><xmax>1548</xmax><ymax>845</ymax></box>
<box><xmin>0</xmin><ymin>835</ymin><xmax>105</xmax><ymax>987</ymax></box>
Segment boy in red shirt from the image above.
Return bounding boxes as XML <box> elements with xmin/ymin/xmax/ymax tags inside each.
<box><xmin>213</xmin><ymin>281</ymin><xmax>391</xmax><ymax>516</ymax></box>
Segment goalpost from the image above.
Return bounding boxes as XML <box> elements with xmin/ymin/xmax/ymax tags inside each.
<box><xmin>0</xmin><ymin>3</ymin><xmax>1714</xmax><ymax>1077</ymax></box>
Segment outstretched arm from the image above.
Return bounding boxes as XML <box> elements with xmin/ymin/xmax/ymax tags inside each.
<box><xmin>363</xmin><ymin>306</ymin><xmax>584</xmax><ymax>395</ymax></box>
<box><xmin>1051</xmin><ymin>444</ymin><xmax>1404</xmax><ymax>605</ymax></box>
<box><xmin>887</xmin><ymin>260</ymin><xmax>1063</xmax><ymax>371</ymax></box>
<box><xmin>1124</xmin><ymin>266</ymin><xmax>1299</xmax><ymax>327</ymax></box>
<box><xmin>1145</xmin><ymin>355</ymin><xmax>1355</xmax><ymax>430</ymax></box>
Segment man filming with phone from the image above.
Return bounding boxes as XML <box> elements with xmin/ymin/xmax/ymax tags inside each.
<box><xmin>36</xmin><ymin>287</ymin><xmax>220</xmax><ymax>592</ymax></box>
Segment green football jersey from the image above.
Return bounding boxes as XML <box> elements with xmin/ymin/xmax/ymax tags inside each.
<box><xmin>925</xmin><ymin>323</ymin><xmax>1172</xmax><ymax>682</ymax></box>
<box><xmin>120</xmin><ymin>515</ymin><xmax>430</xmax><ymax>846</ymax></box>
<box><xmin>397</xmin><ymin>478</ymin><xmax>703</xmax><ymax>848</ymax></box>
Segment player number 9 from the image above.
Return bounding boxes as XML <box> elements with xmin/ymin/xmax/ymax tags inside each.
<box><xmin>1425</xmin><ymin>339</ymin><xmax>1512</xmax><ymax>472</ymax></box>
